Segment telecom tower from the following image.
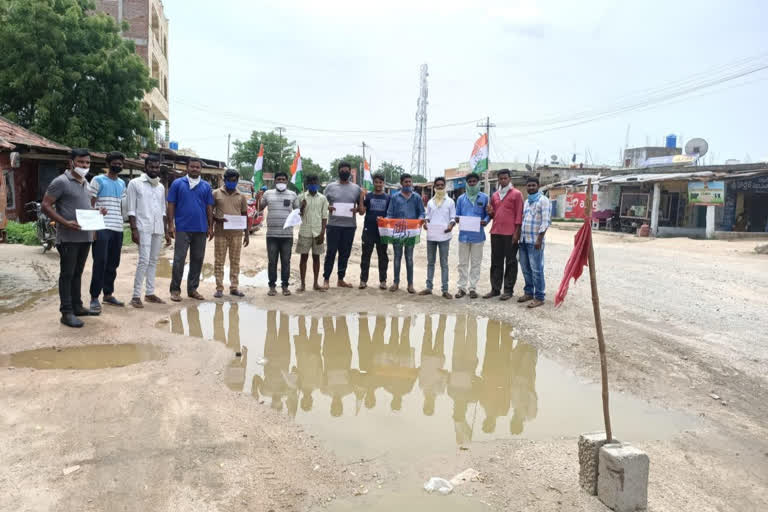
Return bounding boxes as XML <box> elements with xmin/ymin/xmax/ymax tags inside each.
<box><xmin>410</xmin><ymin>64</ymin><xmax>428</xmax><ymax>179</ymax></box>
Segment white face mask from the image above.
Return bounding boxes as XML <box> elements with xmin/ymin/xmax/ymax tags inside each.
<box><xmin>145</xmin><ymin>173</ymin><xmax>160</xmax><ymax>186</ymax></box>
<box><xmin>276</xmin><ymin>183</ymin><xmax>287</xmax><ymax>192</ymax></box>
<box><xmin>187</xmin><ymin>176</ymin><xmax>201</xmax><ymax>189</ymax></box>
<box><xmin>73</xmin><ymin>167</ymin><xmax>89</xmax><ymax>178</ymax></box>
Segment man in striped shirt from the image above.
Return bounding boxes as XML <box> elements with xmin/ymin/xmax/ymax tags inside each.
<box><xmin>518</xmin><ymin>176</ymin><xmax>551</xmax><ymax>308</ymax></box>
<box><xmin>88</xmin><ymin>151</ymin><xmax>127</xmax><ymax>311</ymax></box>
<box><xmin>258</xmin><ymin>172</ymin><xmax>300</xmax><ymax>296</ymax></box>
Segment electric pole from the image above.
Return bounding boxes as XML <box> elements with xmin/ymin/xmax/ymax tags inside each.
<box><xmin>477</xmin><ymin>116</ymin><xmax>495</xmax><ymax>193</ymax></box>
<box><xmin>274</xmin><ymin>126</ymin><xmax>286</xmax><ymax>174</ymax></box>
<box><xmin>226</xmin><ymin>133</ymin><xmax>231</xmax><ymax>168</ymax></box>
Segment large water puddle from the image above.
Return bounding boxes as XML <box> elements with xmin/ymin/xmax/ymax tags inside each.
<box><xmin>2</xmin><ymin>344</ymin><xmax>164</xmax><ymax>370</ymax></box>
<box><xmin>167</xmin><ymin>303</ymin><xmax>694</xmax><ymax>459</ymax></box>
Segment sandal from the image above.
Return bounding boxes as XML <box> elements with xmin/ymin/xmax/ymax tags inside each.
<box><xmin>188</xmin><ymin>291</ymin><xmax>205</xmax><ymax>300</ymax></box>
<box><xmin>145</xmin><ymin>295</ymin><xmax>166</xmax><ymax>304</ymax></box>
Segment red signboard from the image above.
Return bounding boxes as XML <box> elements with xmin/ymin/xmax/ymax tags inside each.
<box><xmin>565</xmin><ymin>193</ymin><xmax>598</xmax><ymax>219</ymax></box>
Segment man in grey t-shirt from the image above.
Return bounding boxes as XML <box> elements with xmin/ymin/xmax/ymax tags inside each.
<box><xmin>322</xmin><ymin>161</ymin><xmax>363</xmax><ymax>289</ymax></box>
<box><xmin>258</xmin><ymin>171</ymin><xmax>299</xmax><ymax>296</ymax></box>
<box><xmin>42</xmin><ymin>148</ymin><xmax>106</xmax><ymax>327</ymax></box>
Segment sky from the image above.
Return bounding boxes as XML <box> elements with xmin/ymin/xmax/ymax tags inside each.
<box><xmin>165</xmin><ymin>0</ymin><xmax>768</xmax><ymax>176</ymax></box>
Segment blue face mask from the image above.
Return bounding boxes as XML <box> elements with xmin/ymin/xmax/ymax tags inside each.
<box><xmin>225</xmin><ymin>181</ymin><xmax>238</xmax><ymax>191</ymax></box>
<box><xmin>402</xmin><ymin>186</ymin><xmax>413</xmax><ymax>193</ymax></box>
<box><xmin>308</xmin><ymin>184</ymin><xmax>319</xmax><ymax>193</ymax></box>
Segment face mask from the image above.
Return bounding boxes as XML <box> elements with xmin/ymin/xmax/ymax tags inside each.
<box><xmin>187</xmin><ymin>176</ymin><xmax>201</xmax><ymax>189</ymax></box>
<box><xmin>434</xmin><ymin>189</ymin><xmax>446</xmax><ymax>199</ymax></box>
<box><xmin>145</xmin><ymin>172</ymin><xmax>160</xmax><ymax>186</ymax></box>
<box><xmin>109</xmin><ymin>165</ymin><xmax>121</xmax><ymax>174</ymax></box>
<box><xmin>276</xmin><ymin>183</ymin><xmax>287</xmax><ymax>191</ymax></box>
<box><xmin>73</xmin><ymin>167</ymin><xmax>89</xmax><ymax>178</ymax></box>
<box><xmin>225</xmin><ymin>181</ymin><xmax>238</xmax><ymax>191</ymax></box>
<box><xmin>339</xmin><ymin>171</ymin><xmax>351</xmax><ymax>181</ymax></box>
<box><xmin>308</xmin><ymin>184</ymin><xmax>319</xmax><ymax>193</ymax></box>
<box><xmin>402</xmin><ymin>186</ymin><xmax>413</xmax><ymax>193</ymax></box>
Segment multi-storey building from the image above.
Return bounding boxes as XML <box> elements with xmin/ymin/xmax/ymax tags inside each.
<box><xmin>94</xmin><ymin>0</ymin><xmax>170</xmax><ymax>146</ymax></box>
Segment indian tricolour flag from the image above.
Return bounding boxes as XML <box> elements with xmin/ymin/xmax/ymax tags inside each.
<box><xmin>290</xmin><ymin>146</ymin><xmax>303</xmax><ymax>191</ymax></box>
<box><xmin>469</xmin><ymin>133</ymin><xmax>489</xmax><ymax>173</ymax></box>
<box><xmin>363</xmin><ymin>159</ymin><xmax>373</xmax><ymax>192</ymax></box>
<box><xmin>252</xmin><ymin>143</ymin><xmax>264</xmax><ymax>190</ymax></box>
<box><xmin>377</xmin><ymin>218</ymin><xmax>422</xmax><ymax>246</ymax></box>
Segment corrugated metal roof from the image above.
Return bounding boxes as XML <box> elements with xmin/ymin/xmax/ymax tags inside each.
<box><xmin>543</xmin><ymin>167</ymin><xmax>768</xmax><ymax>191</ymax></box>
<box><xmin>0</xmin><ymin>116</ymin><xmax>70</xmax><ymax>152</ymax></box>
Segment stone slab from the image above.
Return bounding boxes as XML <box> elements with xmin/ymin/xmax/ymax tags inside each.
<box><xmin>578</xmin><ymin>431</ymin><xmax>611</xmax><ymax>495</ymax></box>
<box><xmin>598</xmin><ymin>442</ymin><xmax>649</xmax><ymax>512</ymax></box>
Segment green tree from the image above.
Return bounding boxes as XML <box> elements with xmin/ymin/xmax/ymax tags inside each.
<box><xmin>0</xmin><ymin>0</ymin><xmax>154</xmax><ymax>154</ymax></box>
<box><xmin>329</xmin><ymin>154</ymin><xmax>365</xmax><ymax>180</ymax></box>
<box><xmin>378</xmin><ymin>161</ymin><xmax>405</xmax><ymax>184</ymax></box>
<box><xmin>301</xmin><ymin>156</ymin><xmax>330</xmax><ymax>183</ymax></box>
<box><xmin>231</xmin><ymin>130</ymin><xmax>294</xmax><ymax>178</ymax></box>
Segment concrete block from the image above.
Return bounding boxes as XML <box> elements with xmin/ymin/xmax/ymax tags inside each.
<box><xmin>578</xmin><ymin>431</ymin><xmax>611</xmax><ymax>495</ymax></box>
<box><xmin>598</xmin><ymin>443</ymin><xmax>649</xmax><ymax>512</ymax></box>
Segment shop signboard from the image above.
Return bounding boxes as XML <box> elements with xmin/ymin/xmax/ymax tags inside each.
<box><xmin>564</xmin><ymin>192</ymin><xmax>598</xmax><ymax>219</ymax></box>
<box><xmin>688</xmin><ymin>181</ymin><xmax>724</xmax><ymax>206</ymax></box>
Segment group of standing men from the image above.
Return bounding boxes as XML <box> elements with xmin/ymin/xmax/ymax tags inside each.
<box><xmin>259</xmin><ymin>162</ymin><xmax>551</xmax><ymax>308</ymax></box>
<box><xmin>43</xmin><ymin>149</ymin><xmax>252</xmax><ymax>327</ymax></box>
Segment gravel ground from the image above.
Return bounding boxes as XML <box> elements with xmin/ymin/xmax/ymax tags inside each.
<box><xmin>0</xmin><ymin>225</ymin><xmax>766</xmax><ymax>511</ymax></box>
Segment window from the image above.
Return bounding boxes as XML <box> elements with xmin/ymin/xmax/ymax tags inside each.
<box><xmin>4</xmin><ymin>170</ymin><xmax>15</xmax><ymax>210</ymax></box>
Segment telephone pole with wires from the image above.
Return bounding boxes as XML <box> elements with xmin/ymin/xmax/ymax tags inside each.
<box><xmin>274</xmin><ymin>126</ymin><xmax>286</xmax><ymax>174</ymax></box>
<box><xmin>478</xmin><ymin>116</ymin><xmax>495</xmax><ymax>193</ymax></box>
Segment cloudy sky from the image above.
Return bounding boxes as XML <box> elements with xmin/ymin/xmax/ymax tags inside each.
<box><xmin>165</xmin><ymin>0</ymin><xmax>768</xmax><ymax>175</ymax></box>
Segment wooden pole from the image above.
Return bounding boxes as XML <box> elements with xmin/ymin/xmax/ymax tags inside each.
<box><xmin>584</xmin><ymin>179</ymin><xmax>613</xmax><ymax>442</ymax></box>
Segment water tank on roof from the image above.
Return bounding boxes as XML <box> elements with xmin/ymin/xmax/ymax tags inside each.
<box><xmin>665</xmin><ymin>134</ymin><xmax>677</xmax><ymax>149</ymax></box>
<box><xmin>169</xmin><ymin>141</ymin><xmax>179</xmax><ymax>150</ymax></box>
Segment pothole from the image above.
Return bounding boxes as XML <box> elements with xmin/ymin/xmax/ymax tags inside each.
<box><xmin>3</xmin><ymin>344</ymin><xmax>164</xmax><ymax>370</ymax></box>
<box><xmin>166</xmin><ymin>303</ymin><xmax>696</xmax><ymax>460</ymax></box>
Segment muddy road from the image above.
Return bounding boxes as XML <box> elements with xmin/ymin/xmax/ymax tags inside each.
<box><xmin>1</xmin><ymin>227</ymin><xmax>766</xmax><ymax>511</ymax></box>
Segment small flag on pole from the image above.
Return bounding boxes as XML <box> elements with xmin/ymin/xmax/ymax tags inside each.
<box><xmin>554</xmin><ymin>221</ymin><xmax>592</xmax><ymax>307</ymax></box>
<box><xmin>363</xmin><ymin>159</ymin><xmax>374</xmax><ymax>192</ymax></box>
<box><xmin>253</xmin><ymin>143</ymin><xmax>264</xmax><ymax>190</ymax></box>
<box><xmin>469</xmin><ymin>133</ymin><xmax>489</xmax><ymax>173</ymax></box>
<box><xmin>290</xmin><ymin>146</ymin><xmax>303</xmax><ymax>191</ymax></box>
<box><xmin>377</xmin><ymin>218</ymin><xmax>422</xmax><ymax>246</ymax></box>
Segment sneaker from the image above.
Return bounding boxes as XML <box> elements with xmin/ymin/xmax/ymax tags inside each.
<box><xmin>469</xmin><ymin>290</ymin><xmax>478</xmax><ymax>299</ymax></box>
<box><xmin>455</xmin><ymin>290</ymin><xmax>467</xmax><ymax>299</ymax></box>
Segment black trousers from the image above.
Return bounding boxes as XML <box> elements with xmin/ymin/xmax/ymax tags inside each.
<box><xmin>267</xmin><ymin>236</ymin><xmax>293</xmax><ymax>288</ymax></box>
<box><xmin>90</xmin><ymin>229</ymin><xmax>123</xmax><ymax>298</ymax></box>
<box><xmin>57</xmin><ymin>242</ymin><xmax>91</xmax><ymax>314</ymax></box>
<box><xmin>170</xmin><ymin>231</ymin><xmax>207</xmax><ymax>294</ymax></box>
<box><xmin>490</xmin><ymin>234</ymin><xmax>519</xmax><ymax>294</ymax></box>
<box><xmin>323</xmin><ymin>225</ymin><xmax>356</xmax><ymax>281</ymax></box>
<box><xmin>360</xmin><ymin>237</ymin><xmax>388</xmax><ymax>283</ymax></box>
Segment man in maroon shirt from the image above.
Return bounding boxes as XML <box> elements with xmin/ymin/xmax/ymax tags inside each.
<box><xmin>484</xmin><ymin>169</ymin><xmax>523</xmax><ymax>300</ymax></box>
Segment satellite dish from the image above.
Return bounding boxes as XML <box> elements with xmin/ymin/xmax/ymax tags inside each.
<box><xmin>685</xmin><ymin>138</ymin><xmax>709</xmax><ymax>157</ymax></box>
<box><xmin>550</xmin><ymin>154</ymin><xmax>558</xmax><ymax>163</ymax></box>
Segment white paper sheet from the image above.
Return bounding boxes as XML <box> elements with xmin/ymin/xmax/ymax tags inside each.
<box><xmin>75</xmin><ymin>209</ymin><xmax>106</xmax><ymax>231</ymax></box>
<box><xmin>458</xmin><ymin>215</ymin><xmax>481</xmax><ymax>232</ymax></box>
<box><xmin>282</xmin><ymin>208</ymin><xmax>302</xmax><ymax>229</ymax></box>
<box><xmin>427</xmin><ymin>223</ymin><xmax>448</xmax><ymax>238</ymax></box>
<box><xmin>223</xmin><ymin>214</ymin><xmax>247</xmax><ymax>230</ymax></box>
<box><xmin>331</xmin><ymin>202</ymin><xmax>355</xmax><ymax>217</ymax></box>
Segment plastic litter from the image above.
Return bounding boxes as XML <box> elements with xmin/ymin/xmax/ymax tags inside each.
<box><xmin>423</xmin><ymin>477</ymin><xmax>453</xmax><ymax>495</ymax></box>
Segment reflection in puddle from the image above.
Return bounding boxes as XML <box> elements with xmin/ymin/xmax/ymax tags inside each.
<box><xmin>2</xmin><ymin>344</ymin><xmax>164</xmax><ymax>370</ymax></box>
<box><xmin>155</xmin><ymin>258</ymin><xmax>268</xmax><ymax>288</ymax></box>
<box><xmin>167</xmin><ymin>304</ymin><xmax>694</xmax><ymax>457</ymax></box>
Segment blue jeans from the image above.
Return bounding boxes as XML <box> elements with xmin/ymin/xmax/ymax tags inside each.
<box><xmin>392</xmin><ymin>244</ymin><xmax>414</xmax><ymax>286</ymax></box>
<box><xmin>426</xmin><ymin>240</ymin><xmax>450</xmax><ymax>292</ymax></box>
<box><xmin>323</xmin><ymin>225</ymin><xmax>357</xmax><ymax>281</ymax></box>
<box><xmin>519</xmin><ymin>242</ymin><xmax>545</xmax><ymax>300</ymax></box>
<box><xmin>90</xmin><ymin>229</ymin><xmax>123</xmax><ymax>298</ymax></box>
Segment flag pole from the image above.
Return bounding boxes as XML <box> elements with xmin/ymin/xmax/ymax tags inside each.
<box><xmin>584</xmin><ymin>178</ymin><xmax>612</xmax><ymax>442</ymax></box>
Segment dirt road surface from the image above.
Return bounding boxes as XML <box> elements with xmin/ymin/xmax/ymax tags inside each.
<box><xmin>1</xmin><ymin>224</ymin><xmax>767</xmax><ymax>511</ymax></box>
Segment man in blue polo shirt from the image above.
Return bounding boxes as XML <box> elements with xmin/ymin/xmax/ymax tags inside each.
<box><xmin>167</xmin><ymin>158</ymin><xmax>214</xmax><ymax>301</ymax></box>
<box><xmin>385</xmin><ymin>173</ymin><xmax>425</xmax><ymax>293</ymax></box>
<box><xmin>454</xmin><ymin>172</ymin><xmax>490</xmax><ymax>298</ymax></box>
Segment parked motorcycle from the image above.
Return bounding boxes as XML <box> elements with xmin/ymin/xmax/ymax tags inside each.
<box><xmin>24</xmin><ymin>201</ymin><xmax>57</xmax><ymax>252</ymax></box>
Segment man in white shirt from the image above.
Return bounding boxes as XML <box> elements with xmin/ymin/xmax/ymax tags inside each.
<box><xmin>126</xmin><ymin>155</ymin><xmax>171</xmax><ymax>308</ymax></box>
<box><xmin>419</xmin><ymin>177</ymin><xmax>456</xmax><ymax>299</ymax></box>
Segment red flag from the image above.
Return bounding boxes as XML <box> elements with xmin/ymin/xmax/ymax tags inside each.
<box><xmin>555</xmin><ymin>221</ymin><xmax>592</xmax><ymax>307</ymax></box>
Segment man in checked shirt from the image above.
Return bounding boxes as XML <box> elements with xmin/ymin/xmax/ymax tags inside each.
<box><xmin>517</xmin><ymin>176</ymin><xmax>551</xmax><ymax>308</ymax></box>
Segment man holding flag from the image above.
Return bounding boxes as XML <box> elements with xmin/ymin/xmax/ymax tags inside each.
<box><xmin>385</xmin><ymin>173</ymin><xmax>425</xmax><ymax>293</ymax></box>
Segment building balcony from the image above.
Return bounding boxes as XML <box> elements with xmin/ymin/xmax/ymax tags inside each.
<box><xmin>143</xmin><ymin>87</ymin><xmax>169</xmax><ymax>122</ymax></box>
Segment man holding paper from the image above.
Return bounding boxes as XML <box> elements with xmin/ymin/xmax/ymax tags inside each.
<box><xmin>322</xmin><ymin>161</ymin><xmax>363</xmax><ymax>289</ymax></box>
<box><xmin>259</xmin><ymin>171</ymin><xmax>300</xmax><ymax>296</ymax></box>
<box><xmin>419</xmin><ymin>176</ymin><xmax>455</xmax><ymax>299</ymax></box>
<box><xmin>454</xmin><ymin>172</ymin><xmax>490</xmax><ymax>299</ymax></box>
<box><xmin>212</xmin><ymin>169</ymin><xmax>250</xmax><ymax>298</ymax></box>
<box><xmin>41</xmin><ymin>148</ymin><xmax>106</xmax><ymax>327</ymax></box>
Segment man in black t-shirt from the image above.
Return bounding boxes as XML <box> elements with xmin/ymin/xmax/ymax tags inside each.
<box><xmin>358</xmin><ymin>173</ymin><xmax>390</xmax><ymax>289</ymax></box>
